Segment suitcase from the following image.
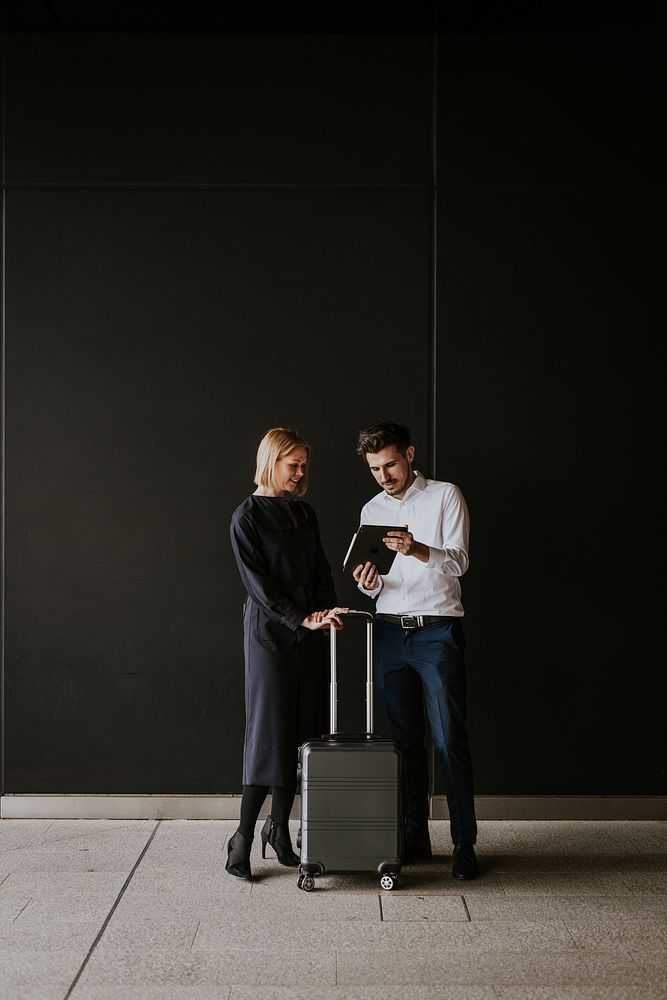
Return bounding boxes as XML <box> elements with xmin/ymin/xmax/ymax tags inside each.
<box><xmin>296</xmin><ymin>610</ymin><xmax>403</xmax><ymax>891</ymax></box>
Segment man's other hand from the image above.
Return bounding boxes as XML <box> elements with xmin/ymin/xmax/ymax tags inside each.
<box><xmin>353</xmin><ymin>561</ymin><xmax>379</xmax><ymax>591</ymax></box>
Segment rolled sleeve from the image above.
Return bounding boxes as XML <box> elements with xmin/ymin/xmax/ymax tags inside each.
<box><xmin>357</xmin><ymin>576</ymin><xmax>384</xmax><ymax>598</ymax></box>
<box><xmin>425</xmin><ymin>545</ymin><xmax>469</xmax><ymax>576</ymax></box>
<box><xmin>426</xmin><ymin>485</ymin><xmax>470</xmax><ymax>577</ymax></box>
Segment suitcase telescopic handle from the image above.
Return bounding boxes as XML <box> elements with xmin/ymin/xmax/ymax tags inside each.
<box><xmin>329</xmin><ymin>610</ymin><xmax>374</xmax><ymax>737</ymax></box>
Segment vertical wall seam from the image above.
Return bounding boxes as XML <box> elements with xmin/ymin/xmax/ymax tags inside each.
<box><xmin>427</xmin><ymin>23</ymin><xmax>439</xmax><ymax>804</ymax></box>
<box><xmin>429</xmin><ymin>30</ymin><xmax>438</xmax><ymax>480</ymax></box>
<box><xmin>1</xmin><ymin>33</ymin><xmax>6</xmax><ymax>798</ymax></box>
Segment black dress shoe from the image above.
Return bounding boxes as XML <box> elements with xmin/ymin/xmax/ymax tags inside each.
<box><xmin>225</xmin><ymin>830</ymin><xmax>252</xmax><ymax>880</ymax></box>
<box><xmin>452</xmin><ymin>842</ymin><xmax>479</xmax><ymax>880</ymax></box>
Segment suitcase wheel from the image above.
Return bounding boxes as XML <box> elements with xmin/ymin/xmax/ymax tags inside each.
<box><xmin>297</xmin><ymin>873</ymin><xmax>315</xmax><ymax>892</ymax></box>
<box><xmin>380</xmin><ymin>872</ymin><xmax>399</xmax><ymax>891</ymax></box>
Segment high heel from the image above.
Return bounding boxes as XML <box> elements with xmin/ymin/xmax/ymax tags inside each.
<box><xmin>225</xmin><ymin>829</ymin><xmax>252</xmax><ymax>880</ymax></box>
<box><xmin>260</xmin><ymin>815</ymin><xmax>300</xmax><ymax>867</ymax></box>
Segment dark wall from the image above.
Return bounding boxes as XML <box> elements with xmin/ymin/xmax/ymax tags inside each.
<box><xmin>1</xmin><ymin>20</ymin><xmax>664</xmax><ymax>795</ymax></box>
<box><xmin>2</xmin><ymin>33</ymin><xmax>431</xmax><ymax>792</ymax></box>
<box><xmin>435</xmin><ymin>28</ymin><xmax>665</xmax><ymax>794</ymax></box>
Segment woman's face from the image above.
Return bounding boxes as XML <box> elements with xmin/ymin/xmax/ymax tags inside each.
<box><xmin>275</xmin><ymin>447</ymin><xmax>308</xmax><ymax>494</ymax></box>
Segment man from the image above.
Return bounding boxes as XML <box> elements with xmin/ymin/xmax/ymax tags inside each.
<box><xmin>353</xmin><ymin>421</ymin><xmax>479</xmax><ymax>880</ymax></box>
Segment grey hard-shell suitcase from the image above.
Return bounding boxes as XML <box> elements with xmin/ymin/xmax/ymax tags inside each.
<box><xmin>296</xmin><ymin>610</ymin><xmax>403</xmax><ymax>891</ymax></box>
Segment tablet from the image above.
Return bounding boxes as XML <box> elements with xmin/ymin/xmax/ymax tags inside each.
<box><xmin>342</xmin><ymin>524</ymin><xmax>406</xmax><ymax>576</ymax></box>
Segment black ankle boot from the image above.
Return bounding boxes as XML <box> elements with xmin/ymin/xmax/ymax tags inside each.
<box><xmin>260</xmin><ymin>816</ymin><xmax>300</xmax><ymax>867</ymax></box>
<box><xmin>225</xmin><ymin>829</ymin><xmax>252</xmax><ymax>880</ymax></box>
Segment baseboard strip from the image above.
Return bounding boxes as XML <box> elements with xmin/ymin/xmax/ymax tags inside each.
<box><xmin>2</xmin><ymin>794</ymin><xmax>665</xmax><ymax>821</ymax></box>
<box><xmin>432</xmin><ymin>795</ymin><xmax>667</xmax><ymax>821</ymax></box>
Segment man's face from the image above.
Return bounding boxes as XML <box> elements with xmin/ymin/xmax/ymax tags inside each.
<box><xmin>364</xmin><ymin>444</ymin><xmax>415</xmax><ymax>500</ymax></box>
<box><xmin>275</xmin><ymin>447</ymin><xmax>308</xmax><ymax>494</ymax></box>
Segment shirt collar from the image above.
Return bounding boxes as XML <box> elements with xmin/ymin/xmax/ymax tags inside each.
<box><xmin>382</xmin><ymin>470</ymin><xmax>427</xmax><ymax>502</ymax></box>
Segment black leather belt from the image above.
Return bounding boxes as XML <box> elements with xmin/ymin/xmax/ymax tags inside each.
<box><xmin>376</xmin><ymin>614</ymin><xmax>460</xmax><ymax>630</ymax></box>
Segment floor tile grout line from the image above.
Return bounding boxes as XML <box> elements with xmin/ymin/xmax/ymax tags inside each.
<box><xmin>0</xmin><ymin>822</ymin><xmax>155</xmax><ymax>857</ymax></box>
<box><xmin>61</xmin><ymin>819</ymin><xmax>162</xmax><ymax>1000</ymax></box>
<box><xmin>0</xmin><ymin>839</ymin><xmax>65</xmax><ymax>857</ymax></box>
<box><xmin>561</xmin><ymin>916</ymin><xmax>582</xmax><ymax>951</ymax></box>
<box><xmin>12</xmin><ymin>895</ymin><xmax>32</xmax><ymax>922</ymax></box>
<box><xmin>190</xmin><ymin>919</ymin><xmax>201</xmax><ymax>952</ymax></box>
<box><xmin>626</xmin><ymin>945</ymin><xmax>653</xmax><ymax>980</ymax></box>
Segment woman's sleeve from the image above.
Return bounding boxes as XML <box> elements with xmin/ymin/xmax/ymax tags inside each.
<box><xmin>230</xmin><ymin>512</ymin><xmax>307</xmax><ymax>632</ymax></box>
<box><xmin>310</xmin><ymin>507</ymin><xmax>338</xmax><ymax>609</ymax></box>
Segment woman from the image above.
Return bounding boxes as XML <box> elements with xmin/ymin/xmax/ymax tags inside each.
<box><xmin>228</xmin><ymin>427</ymin><xmax>345</xmax><ymax>880</ymax></box>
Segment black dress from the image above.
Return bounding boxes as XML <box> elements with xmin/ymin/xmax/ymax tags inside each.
<box><xmin>229</xmin><ymin>494</ymin><xmax>337</xmax><ymax>787</ymax></box>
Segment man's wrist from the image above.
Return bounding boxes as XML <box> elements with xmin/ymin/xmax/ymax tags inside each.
<box><xmin>411</xmin><ymin>541</ymin><xmax>430</xmax><ymax>564</ymax></box>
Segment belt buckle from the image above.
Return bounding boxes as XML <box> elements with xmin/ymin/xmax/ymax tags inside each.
<box><xmin>400</xmin><ymin>615</ymin><xmax>421</xmax><ymax>630</ymax></box>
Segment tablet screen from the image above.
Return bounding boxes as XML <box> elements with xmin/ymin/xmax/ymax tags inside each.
<box><xmin>342</xmin><ymin>524</ymin><xmax>406</xmax><ymax>575</ymax></box>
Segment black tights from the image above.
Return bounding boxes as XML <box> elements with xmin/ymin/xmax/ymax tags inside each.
<box><xmin>238</xmin><ymin>784</ymin><xmax>297</xmax><ymax>841</ymax></box>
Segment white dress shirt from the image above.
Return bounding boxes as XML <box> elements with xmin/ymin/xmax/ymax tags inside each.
<box><xmin>358</xmin><ymin>471</ymin><xmax>469</xmax><ymax>617</ymax></box>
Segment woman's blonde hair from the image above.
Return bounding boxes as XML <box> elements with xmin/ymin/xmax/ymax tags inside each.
<box><xmin>254</xmin><ymin>427</ymin><xmax>310</xmax><ymax>497</ymax></box>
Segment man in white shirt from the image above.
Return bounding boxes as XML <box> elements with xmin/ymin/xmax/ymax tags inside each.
<box><xmin>353</xmin><ymin>421</ymin><xmax>479</xmax><ymax>880</ymax></box>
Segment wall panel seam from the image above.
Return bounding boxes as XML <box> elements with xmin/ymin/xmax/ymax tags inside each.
<box><xmin>1</xmin><ymin>33</ymin><xmax>6</xmax><ymax>798</ymax></box>
<box><xmin>428</xmin><ymin>29</ymin><xmax>438</xmax><ymax>799</ymax></box>
<box><xmin>2</xmin><ymin>182</ymin><xmax>431</xmax><ymax>191</ymax></box>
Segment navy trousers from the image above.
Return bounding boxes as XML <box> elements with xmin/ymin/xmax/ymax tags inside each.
<box><xmin>374</xmin><ymin>619</ymin><xmax>477</xmax><ymax>845</ymax></box>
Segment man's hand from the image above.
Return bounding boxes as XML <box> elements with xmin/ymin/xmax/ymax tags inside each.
<box><xmin>353</xmin><ymin>561</ymin><xmax>380</xmax><ymax>591</ymax></box>
<box><xmin>383</xmin><ymin>525</ymin><xmax>429</xmax><ymax>563</ymax></box>
<box><xmin>302</xmin><ymin>607</ymin><xmax>348</xmax><ymax>631</ymax></box>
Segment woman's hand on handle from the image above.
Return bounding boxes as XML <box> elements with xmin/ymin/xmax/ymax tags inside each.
<box><xmin>301</xmin><ymin>607</ymin><xmax>349</xmax><ymax>631</ymax></box>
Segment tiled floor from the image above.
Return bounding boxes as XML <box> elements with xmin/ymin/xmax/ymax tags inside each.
<box><xmin>0</xmin><ymin>819</ymin><xmax>666</xmax><ymax>999</ymax></box>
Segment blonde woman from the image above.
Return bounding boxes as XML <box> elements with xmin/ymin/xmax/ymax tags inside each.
<box><xmin>228</xmin><ymin>428</ymin><xmax>345</xmax><ymax>880</ymax></box>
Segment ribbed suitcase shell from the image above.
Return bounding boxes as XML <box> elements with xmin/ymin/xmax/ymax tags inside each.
<box><xmin>298</xmin><ymin>612</ymin><xmax>403</xmax><ymax>881</ymax></box>
<box><xmin>299</xmin><ymin>736</ymin><xmax>402</xmax><ymax>875</ymax></box>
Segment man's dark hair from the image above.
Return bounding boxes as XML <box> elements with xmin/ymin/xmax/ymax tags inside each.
<box><xmin>356</xmin><ymin>421</ymin><xmax>412</xmax><ymax>457</ymax></box>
